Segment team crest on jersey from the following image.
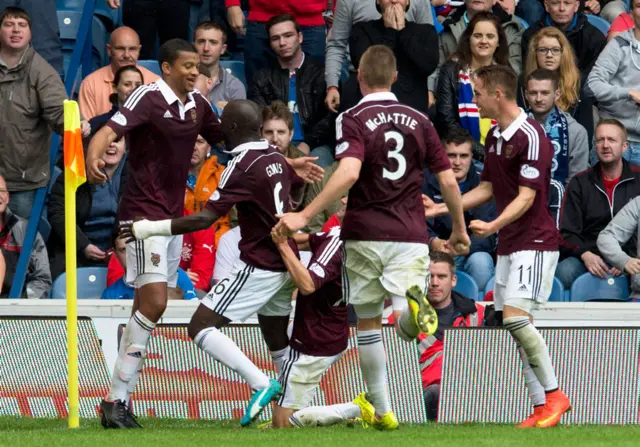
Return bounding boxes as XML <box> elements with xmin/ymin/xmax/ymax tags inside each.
<box><xmin>505</xmin><ymin>145</ymin><xmax>515</xmax><ymax>159</ymax></box>
<box><xmin>150</xmin><ymin>253</ymin><xmax>161</xmax><ymax>267</ymax></box>
<box><xmin>191</xmin><ymin>109</ymin><xmax>197</xmax><ymax>122</ymax></box>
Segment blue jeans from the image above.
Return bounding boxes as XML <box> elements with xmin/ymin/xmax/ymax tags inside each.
<box><xmin>244</xmin><ymin>21</ymin><xmax>326</xmax><ymax>86</ymax></box>
<box><xmin>309</xmin><ymin>145</ymin><xmax>335</xmax><ymax>168</ymax></box>
<box><xmin>515</xmin><ymin>0</ymin><xmax>545</xmax><ymax>27</ymax></box>
<box><xmin>555</xmin><ymin>256</ymin><xmax>587</xmax><ymax>289</ymax></box>
<box><xmin>9</xmin><ymin>189</ymin><xmax>36</xmax><ymax>220</ymax></box>
<box><xmin>455</xmin><ymin>251</ymin><xmax>495</xmax><ymax>292</ymax></box>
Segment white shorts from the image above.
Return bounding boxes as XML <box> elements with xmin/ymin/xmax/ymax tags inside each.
<box><xmin>201</xmin><ymin>258</ymin><xmax>295</xmax><ymax>321</ymax></box>
<box><xmin>126</xmin><ymin>235</ymin><xmax>182</xmax><ymax>288</ymax></box>
<box><xmin>277</xmin><ymin>348</ymin><xmax>343</xmax><ymax>410</ymax></box>
<box><xmin>343</xmin><ymin>240</ymin><xmax>430</xmax><ymax>318</ymax></box>
<box><xmin>494</xmin><ymin>250</ymin><xmax>560</xmax><ymax>313</ymax></box>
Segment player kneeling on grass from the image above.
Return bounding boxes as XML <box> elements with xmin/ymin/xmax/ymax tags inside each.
<box><xmin>269</xmin><ymin>199</ymin><xmax>362</xmax><ymax>428</ymax></box>
<box><xmin>275</xmin><ymin>45</ymin><xmax>470</xmax><ymax>430</ymax></box>
<box><xmin>424</xmin><ymin>65</ymin><xmax>571</xmax><ymax>428</ymax></box>
<box><xmin>120</xmin><ymin>99</ymin><xmax>324</xmax><ymax>427</ymax></box>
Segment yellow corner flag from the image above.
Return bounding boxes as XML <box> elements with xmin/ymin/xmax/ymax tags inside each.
<box><xmin>63</xmin><ymin>100</ymin><xmax>86</xmax><ymax>428</ymax></box>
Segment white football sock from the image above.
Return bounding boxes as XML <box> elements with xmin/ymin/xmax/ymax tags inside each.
<box><xmin>357</xmin><ymin>330</ymin><xmax>391</xmax><ymax>416</ymax></box>
<box><xmin>504</xmin><ymin>316</ymin><xmax>559</xmax><ymax>392</ymax></box>
<box><xmin>271</xmin><ymin>347</ymin><xmax>289</xmax><ymax>376</ymax></box>
<box><xmin>518</xmin><ymin>345</ymin><xmax>546</xmax><ymax>406</ymax></box>
<box><xmin>125</xmin><ymin>359</ymin><xmax>145</xmax><ymax>405</ymax></box>
<box><xmin>107</xmin><ymin>311</ymin><xmax>155</xmax><ymax>402</ymax></box>
<box><xmin>194</xmin><ymin>327</ymin><xmax>271</xmax><ymax>390</ymax></box>
<box><xmin>289</xmin><ymin>403</ymin><xmax>361</xmax><ymax>427</ymax></box>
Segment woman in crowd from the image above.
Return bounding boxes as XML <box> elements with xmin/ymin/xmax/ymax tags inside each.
<box><xmin>47</xmin><ymin>136</ymin><xmax>128</xmax><ymax>280</ymax></box>
<box><xmin>87</xmin><ymin>65</ymin><xmax>144</xmax><ymax>137</ymax></box>
<box><xmin>521</xmin><ymin>27</ymin><xmax>594</xmax><ymax>148</ymax></box>
<box><xmin>435</xmin><ymin>12</ymin><xmax>510</xmax><ymax>165</ymax></box>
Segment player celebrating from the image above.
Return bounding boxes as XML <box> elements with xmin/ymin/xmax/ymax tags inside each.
<box><xmin>275</xmin><ymin>45</ymin><xmax>469</xmax><ymax>430</ymax></box>
<box><xmin>120</xmin><ymin>100</ymin><xmax>324</xmax><ymax>427</ymax></box>
<box><xmin>86</xmin><ymin>39</ymin><xmax>224</xmax><ymax>429</ymax></box>
<box><xmin>269</xmin><ymin>200</ymin><xmax>362</xmax><ymax>429</ymax></box>
<box><xmin>424</xmin><ymin>65</ymin><xmax>571</xmax><ymax>428</ymax></box>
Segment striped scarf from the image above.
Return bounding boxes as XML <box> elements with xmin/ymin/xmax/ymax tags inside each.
<box><xmin>458</xmin><ymin>68</ymin><xmax>496</xmax><ymax>145</ymax></box>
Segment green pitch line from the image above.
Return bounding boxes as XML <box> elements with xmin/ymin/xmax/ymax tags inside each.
<box><xmin>2</xmin><ymin>418</ymin><xmax>640</xmax><ymax>447</ymax></box>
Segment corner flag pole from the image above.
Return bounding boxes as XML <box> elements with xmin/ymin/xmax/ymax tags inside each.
<box><xmin>63</xmin><ymin>100</ymin><xmax>87</xmax><ymax>428</ymax></box>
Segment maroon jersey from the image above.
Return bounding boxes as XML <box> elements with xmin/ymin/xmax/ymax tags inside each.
<box><xmin>290</xmin><ymin>227</ymin><xmax>348</xmax><ymax>357</ymax></box>
<box><xmin>335</xmin><ymin>92</ymin><xmax>451</xmax><ymax>243</ymax></box>
<box><xmin>107</xmin><ymin>80</ymin><xmax>222</xmax><ymax>221</ymax></box>
<box><xmin>206</xmin><ymin>140</ymin><xmax>303</xmax><ymax>271</ymax></box>
<box><xmin>481</xmin><ymin>111</ymin><xmax>559</xmax><ymax>255</ymax></box>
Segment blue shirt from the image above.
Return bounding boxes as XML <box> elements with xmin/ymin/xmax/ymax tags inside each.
<box><xmin>101</xmin><ymin>268</ymin><xmax>198</xmax><ymax>300</ymax></box>
<box><xmin>289</xmin><ymin>72</ymin><xmax>305</xmax><ymax>142</ymax></box>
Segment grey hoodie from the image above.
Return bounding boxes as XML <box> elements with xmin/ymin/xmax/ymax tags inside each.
<box><xmin>597</xmin><ymin>196</ymin><xmax>640</xmax><ymax>297</ymax></box>
<box><xmin>587</xmin><ymin>30</ymin><xmax>640</xmax><ymax>143</ymax></box>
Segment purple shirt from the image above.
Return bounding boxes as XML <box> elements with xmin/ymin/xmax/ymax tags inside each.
<box><xmin>335</xmin><ymin>92</ymin><xmax>451</xmax><ymax>243</ymax></box>
<box><xmin>107</xmin><ymin>80</ymin><xmax>222</xmax><ymax>221</ymax></box>
<box><xmin>290</xmin><ymin>227</ymin><xmax>348</xmax><ymax>357</ymax></box>
<box><xmin>206</xmin><ymin>140</ymin><xmax>304</xmax><ymax>271</ymax></box>
<box><xmin>481</xmin><ymin>111</ymin><xmax>559</xmax><ymax>255</ymax></box>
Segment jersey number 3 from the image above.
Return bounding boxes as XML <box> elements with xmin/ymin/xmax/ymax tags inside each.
<box><xmin>273</xmin><ymin>181</ymin><xmax>284</xmax><ymax>215</ymax></box>
<box><xmin>382</xmin><ymin>131</ymin><xmax>406</xmax><ymax>181</ymax></box>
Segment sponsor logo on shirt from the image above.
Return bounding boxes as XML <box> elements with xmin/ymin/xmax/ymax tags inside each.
<box><xmin>488</xmin><ymin>145</ymin><xmax>495</xmax><ymax>153</ymax></box>
<box><xmin>163</xmin><ymin>110</ymin><xmax>173</xmax><ymax>119</ymax></box>
<box><xmin>309</xmin><ymin>262</ymin><xmax>325</xmax><ymax>278</ymax></box>
<box><xmin>111</xmin><ymin>112</ymin><xmax>127</xmax><ymax>126</ymax></box>
<box><xmin>520</xmin><ymin>164</ymin><xmax>540</xmax><ymax>180</ymax></box>
<box><xmin>209</xmin><ymin>190</ymin><xmax>220</xmax><ymax>201</ymax></box>
<box><xmin>336</xmin><ymin>141</ymin><xmax>349</xmax><ymax>155</ymax></box>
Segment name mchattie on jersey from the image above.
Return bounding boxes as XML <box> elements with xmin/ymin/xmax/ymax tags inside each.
<box><xmin>365</xmin><ymin>112</ymin><xmax>419</xmax><ymax>132</ymax></box>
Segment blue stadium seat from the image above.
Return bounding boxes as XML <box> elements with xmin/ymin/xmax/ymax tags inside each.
<box><xmin>57</xmin><ymin>9</ymin><xmax>109</xmax><ymax>71</ymax></box>
<box><xmin>220</xmin><ymin>60</ymin><xmax>246</xmax><ymax>90</ymax></box>
<box><xmin>569</xmin><ymin>273</ymin><xmax>630</xmax><ymax>302</ymax></box>
<box><xmin>38</xmin><ymin>218</ymin><xmax>51</xmax><ymax>244</ymax></box>
<box><xmin>585</xmin><ymin>14</ymin><xmax>610</xmax><ymax>36</ymax></box>
<box><xmin>484</xmin><ymin>276</ymin><xmax>566</xmax><ymax>302</ymax></box>
<box><xmin>51</xmin><ymin>267</ymin><xmax>108</xmax><ymax>299</ymax></box>
<box><xmin>515</xmin><ymin>15</ymin><xmax>529</xmax><ymax>30</ymax></box>
<box><xmin>453</xmin><ymin>271</ymin><xmax>480</xmax><ymax>301</ymax></box>
<box><xmin>137</xmin><ymin>59</ymin><xmax>161</xmax><ymax>76</ymax></box>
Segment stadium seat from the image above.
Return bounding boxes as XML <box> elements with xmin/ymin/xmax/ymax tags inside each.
<box><xmin>57</xmin><ymin>9</ymin><xmax>109</xmax><ymax>71</ymax></box>
<box><xmin>453</xmin><ymin>271</ymin><xmax>480</xmax><ymax>301</ymax></box>
<box><xmin>515</xmin><ymin>15</ymin><xmax>529</xmax><ymax>30</ymax></box>
<box><xmin>569</xmin><ymin>273</ymin><xmax>630</xmax><ymax>302</ymax></box>
<box><xmin>137</xmin><ymin>59</ymin><xmax>161</xmax><ymax>76</ymax></box>
<box><xmin>585</xmin><ymin>14</ymin><xmax>610</xmax><ymax>36</ymax></box>
<box><xmin>220</xmin><ymin>60</ymin><xmax>247</xmax><ymax>90</ymax></box>
<box><xmin>38</xmin><ymin>217</ymin><xmax>51</xmax><ymax>243</ymax></box>
<box><xmin>484</xmin><ymin>276</ymin><xmax>566</xmax><ymax>302</ymax></box>
<box><xmin>51</xmin><ymin>267</ymin><xmax>108</xmax><ymax>299</ymax></box>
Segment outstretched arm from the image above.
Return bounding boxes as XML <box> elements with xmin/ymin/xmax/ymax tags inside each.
<box><xmin>120</xmin><ymin>209</ymin><xmax>220</xmax><ymax>242</ymax></box>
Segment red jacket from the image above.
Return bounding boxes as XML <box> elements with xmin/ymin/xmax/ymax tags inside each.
<box><xmin>179</xmin><ymin>209</ymin><xmax>216</xmax><ymax>291</ymax></box>
<box><xmin>225</xmin><ymin>0</ymin><xmax>327</xmax><ymax>27</ymax></box>
<box><xmin>418</xmin><ymin>292</ymin><xmax>485</xmax><ymax>389</ymax></box>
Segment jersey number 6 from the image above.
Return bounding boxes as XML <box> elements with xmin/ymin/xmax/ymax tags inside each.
<box><xmin>273</xmin><ymin>181</ymin><xmax>284</xmax><ymax>215</ymax></box>
<box><xmin>382</xmin><ymin>131</ymin><xmax>406</xmax><ymax>181</ymax></box>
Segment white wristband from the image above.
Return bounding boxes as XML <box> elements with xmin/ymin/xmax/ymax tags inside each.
<box><xmin>133</xmin><ymin>219</ymin><xmax>172</xmax><ymax>239</ymax></box>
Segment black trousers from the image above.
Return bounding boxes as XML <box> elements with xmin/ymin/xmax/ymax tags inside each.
<box><xmin>123</xmin><ymin>0</ymin><xmax>192</xmax><ymax>60</ymax></box>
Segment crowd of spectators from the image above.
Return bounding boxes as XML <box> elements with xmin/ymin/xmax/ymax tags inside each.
<box><xmin>1</xmin><ymin>0</ymin><xmax>640</xmax><ymax>306</ymax></box>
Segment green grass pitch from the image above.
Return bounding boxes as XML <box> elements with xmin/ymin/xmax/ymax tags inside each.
<box><xmin>2</xmin><ymin>417</ymin><xmax>640</xmax><ymax>447</ymax></box>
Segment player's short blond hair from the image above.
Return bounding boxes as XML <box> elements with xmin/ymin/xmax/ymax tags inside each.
<box><xmin>358</xmin><ymin>45</ymin><xmax>397</xmax><ymax>89</ymax></box>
